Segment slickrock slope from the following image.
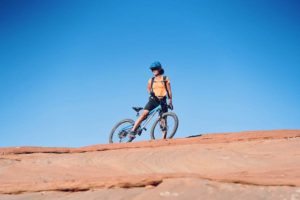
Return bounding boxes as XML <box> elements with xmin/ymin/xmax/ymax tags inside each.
<box><xmin>1</xmin><ymin>130</ymin><xmax>300</xmax><ymax>200</ymax></box>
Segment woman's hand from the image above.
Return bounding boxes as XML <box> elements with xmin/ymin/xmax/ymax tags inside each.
<box><xmin>168</xmin><ymin>99</ymin><xmax>173</xmax><ymax>110</ymax></box>
<box><xmin>150</xmin><ymin>91</ymin><xmax>155</xmax><ymax>97</ymax></box>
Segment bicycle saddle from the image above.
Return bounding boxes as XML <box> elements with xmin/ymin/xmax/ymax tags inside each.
<box><xmin>132</xmin><ymin>107</ymin><xmax>143</xmax><ymax>112</ymax></box>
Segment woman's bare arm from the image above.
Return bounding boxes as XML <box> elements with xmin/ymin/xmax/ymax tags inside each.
<box><xmin>147</xmin><ymin>79</ymin><xmax>151</xmax><ymax>93</ymax></box>
<box><xmin>167</xmin><ymin>81</ymin><xmax>172</xmax><ymax>100</ymax></box>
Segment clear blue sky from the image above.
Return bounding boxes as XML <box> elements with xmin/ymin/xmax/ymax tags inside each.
<box><xmin>0</xmin><ymin>0</ymin><xmax>299</xmax><ymax>147</ymax></box>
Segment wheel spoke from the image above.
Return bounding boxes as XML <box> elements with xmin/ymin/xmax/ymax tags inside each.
<box><xmin>151</xmin><ymin>113</ymin><xmax>178</xmax><ymax>140</ymax></box>
<box><xmin>109</xmin><ymin>120</ymin><xmax>134</xmax><ymax>143</ymax></box>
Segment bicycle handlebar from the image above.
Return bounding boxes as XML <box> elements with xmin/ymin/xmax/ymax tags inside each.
<box><xmin>168</xmin><ymin>104</ymin><xmax>174</xmax><ymax>110</ymax></box>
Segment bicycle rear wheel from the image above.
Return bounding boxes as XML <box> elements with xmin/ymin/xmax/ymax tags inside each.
<box><xmin>150</xmin><ymin>112</ymin><xmax>179</xmax><ymax>140</ymax></box>
<box><xmin>109</xmin><ymin>119</ymin><xmax>134</xmax><ymax>143</ymax></box>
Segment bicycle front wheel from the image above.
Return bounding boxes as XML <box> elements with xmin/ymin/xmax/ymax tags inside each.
<box><xmin>150</xmin><ymin>112</ymin><xmax>179</xmax><ymax>140</ymax></box>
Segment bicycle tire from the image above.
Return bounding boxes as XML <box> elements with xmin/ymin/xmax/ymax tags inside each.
<box><xmin>150</xmin><ymin>112</ymin><xmax>179</xmax><ymax>140</ymax></box>
<box><xmin>109</xmin><ymin>119</ymin><xmax>135</xmax><ymax>143</ymax></box>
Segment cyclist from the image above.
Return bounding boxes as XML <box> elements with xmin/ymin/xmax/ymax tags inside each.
<box><xmin>128</xmin><ymin>61</ymin><xmax>173</xmax><ymax>140</ymax></box>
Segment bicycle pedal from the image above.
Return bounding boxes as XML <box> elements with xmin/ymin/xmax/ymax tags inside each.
<box><xmin>137</xmin><ymin>130</ymin><xmax>142</xmax><ymax>136</ymax></box>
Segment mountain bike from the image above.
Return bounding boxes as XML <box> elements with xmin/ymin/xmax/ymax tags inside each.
<box><xmin>109</xmin><ymin>104</ymin><xmax>179</xmax><ymax>143</ymax></box>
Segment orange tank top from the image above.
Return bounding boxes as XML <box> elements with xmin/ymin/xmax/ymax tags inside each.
<box><xmin>148</xmin><ymin>76</ymin><xmax>170</xmax><ymax>97</ymax></box>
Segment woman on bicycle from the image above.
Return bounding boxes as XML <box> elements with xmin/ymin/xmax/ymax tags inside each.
<box><xmin>128</xmin><ymin>61</ymin><xmax>173</xmax><ymax>140</ymax></box>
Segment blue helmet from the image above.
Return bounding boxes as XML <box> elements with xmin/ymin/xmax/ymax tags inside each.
<box><xmin>150</xmin><ymin>61</ymin><xmax>162</xmax><ymax>70</ymax></box>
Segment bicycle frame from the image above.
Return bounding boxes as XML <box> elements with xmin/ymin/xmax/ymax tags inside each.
<box><xmin>120</xmin><ymin>105</ymin><xmax>162</xmax><ymax>133</ymax></box>
<box><xmin>140</xmin><ymin>106</ymin><xmax>162</xmax><ymax>130</ymax></box>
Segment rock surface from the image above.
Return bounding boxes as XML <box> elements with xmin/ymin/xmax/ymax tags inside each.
<box><xmin>0</xmin><ymin>130</ymin><xmax>300</xmax><ymax>199</ymax></box>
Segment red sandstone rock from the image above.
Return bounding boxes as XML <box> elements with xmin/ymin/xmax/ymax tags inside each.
<box><xmin>0</xmin><ymin>130</ymin><xmax>299</xmax><ymax>199</ymax></box>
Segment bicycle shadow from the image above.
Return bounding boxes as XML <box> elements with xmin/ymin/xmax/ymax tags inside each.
<box><xmin>186</xmin><ymin>134</ymin><xmax>202</xmax><ymax>138</ymax></box>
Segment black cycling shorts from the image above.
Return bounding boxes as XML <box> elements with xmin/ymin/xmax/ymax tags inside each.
<box><xmin>144</xmin><ymin>96</ymin><xmax>168</xmax><ymax>113</ymax></box>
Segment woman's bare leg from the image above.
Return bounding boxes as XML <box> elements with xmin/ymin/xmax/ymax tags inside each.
<box><xmin>131</xmin><ymin>110</ymin><xmax>149</xmax><ymax>132</ymax></box>
<box><xmin>160</xmin><ymin>117</ymin><xmax>167</xmax><ymax>139</ymax></box>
